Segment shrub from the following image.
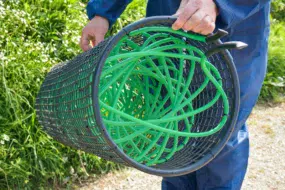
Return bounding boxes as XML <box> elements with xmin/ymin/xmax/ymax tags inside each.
<box><xmin>260</xmin><ymin>21</ymin><xmax>285</xmax><ymax>101</ymax></box>
<box><xmin>271</xmin><ymin>0</ymin><xmax>285</xmax><ymax>22</ymax></box>
<box><xmin>0</xmin><ymin>0</ymin><xmax>145</xmax><ymax>189</ymax></box>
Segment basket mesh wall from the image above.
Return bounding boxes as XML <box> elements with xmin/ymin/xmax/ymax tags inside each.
<box><xmin>36</xmin><ymin>38</ymin><xmax>126</xmax><ymax>163</ymax></box>
<box><xmin>36</xmin><ymin>18</ymin><xmax>238</xmax><ymax>175</ymax></box>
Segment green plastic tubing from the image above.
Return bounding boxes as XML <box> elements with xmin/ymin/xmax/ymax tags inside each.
<box><xmin>98</xmin><ymin>27</ymin><xmax>229</xmax><ymax>166</ymax></box>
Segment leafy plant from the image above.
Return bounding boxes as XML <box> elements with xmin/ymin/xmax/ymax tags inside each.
<box><xmin>0</xmin><ymin>0</ymin><xmax>145</xmax><ymax>189</ymax></box>
<box><xmin>271</xmin><ymin>0</ymin><xmax>285</xmax><ymax>22</ymax></box>
<box><xmin>260</xmin><ymin>21</ymin><xmax>285</xmax><ymax>101</ymax></box>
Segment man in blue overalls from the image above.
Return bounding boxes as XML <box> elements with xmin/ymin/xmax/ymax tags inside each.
<box><xmin>80</xmin><ymin>0</ymin><xmax>271</xmax><ymax>189</ymax></box>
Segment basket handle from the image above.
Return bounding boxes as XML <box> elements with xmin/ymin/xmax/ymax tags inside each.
<box><xmin>206</xmin><ymin>29</ymin><xmax>228</xmax><ymax>42</ymax></box>
<box><xmin>205</xmin><ymin>41</ymin><xmax>248</xmax><ymax>57</ymax></box>
<box><xmin>204</xmin><ymin>29</ymin><xmax>248</xmax><ymax>56</ymax></box>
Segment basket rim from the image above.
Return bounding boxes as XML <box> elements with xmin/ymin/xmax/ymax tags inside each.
<box><xmin>92</xmin><ymin>16</ymin><xmax>240</xmax><ymax>177</ymax></box>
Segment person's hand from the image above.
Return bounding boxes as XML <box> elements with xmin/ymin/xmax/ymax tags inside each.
<box><xmin>80</xmin><ymin>16</ymin><xmax>109</xmax><ymax>52</ymax></box>
<box><xmin>172</xmin><ymin>0</ymin><xmax>218</xmax><ymax>35</ymax></box>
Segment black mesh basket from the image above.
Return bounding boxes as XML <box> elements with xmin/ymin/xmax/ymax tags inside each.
<box><xmin>35</xmin><ymin>16</ymin><xmax>245</xmax><ymax>177</ymax></box>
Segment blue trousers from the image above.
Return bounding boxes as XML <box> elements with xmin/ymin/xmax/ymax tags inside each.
<box><xmin>145</xmin><ymin>0</ymin><xmax>270</xmax><ymax>189</ymax></box>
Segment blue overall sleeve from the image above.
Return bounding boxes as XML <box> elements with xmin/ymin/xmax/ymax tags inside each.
<box><xmin>214</xmin><ymin>0</ymin><xmax>271</xmax><ymax>29</ymax></box>
<box><xmin>86</xmin><ymin>0</ymin><xmax>133</xmax><ymax>27</ymax></box>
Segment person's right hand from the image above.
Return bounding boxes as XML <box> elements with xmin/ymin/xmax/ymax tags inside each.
<box><xmin>80</xmin><ymin>16</ymin><xmax>109</xmax><ymax>52</ymax></box>
<box><xmin>172</xmin><ymin>0</ymin><xmax>218</xmax><ymax>35</ymax></box>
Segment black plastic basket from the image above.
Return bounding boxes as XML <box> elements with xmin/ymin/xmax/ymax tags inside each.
<box><xmin>35</xmin><ymin>16</ymin><xmax>245</xmax><ymax>177</ymax></box>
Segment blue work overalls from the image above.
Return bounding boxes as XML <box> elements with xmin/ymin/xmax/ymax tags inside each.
<box><xmin>87</xmin><ymin>0</ymin><xmax>271</xmax><ymax>189</ymax></box>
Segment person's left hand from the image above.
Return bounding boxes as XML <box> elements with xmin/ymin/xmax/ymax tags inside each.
<box><xmin>172</xmin><ymin>0</ymin><xmax>218</xmax><ymax>35</ymax></box>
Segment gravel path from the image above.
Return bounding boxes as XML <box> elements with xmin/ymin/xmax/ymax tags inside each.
<box><xmin>80</xmin><ymin>103</ymin><xmax>285</xmax><ymax>190</ymax></box>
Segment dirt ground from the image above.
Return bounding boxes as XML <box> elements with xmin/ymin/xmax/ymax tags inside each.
<box><xmin>79</xmin><ymin>103</ymin><xmax>285</xmax><ymax>190</ymax></box>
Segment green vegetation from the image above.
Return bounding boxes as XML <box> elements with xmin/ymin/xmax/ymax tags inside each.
<box><xmin>0</xmin><ymin>0</ymin><xmax>146</xmax><ymax>189</ymax></box>
<box><xmin>259</xmin><ymin>0</ymin><xmax>285</xmax><ymax>101</ymax></box>
<box><xmin>260</xmin><ymin>21</ymin><xmax>285</xmax><ymax>101</ymax></box>
<box><xmin>0</xmin><ymin>0</ymin><xmax>283</xmax><ymax>188</ymax></box>
<box><xmin>271</xmin><ymin>0</ymin><xmax>285</xmax><ymax>21</ymax></box>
